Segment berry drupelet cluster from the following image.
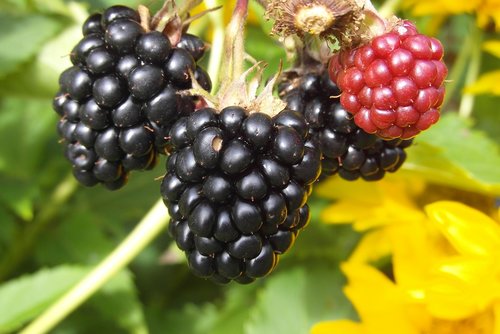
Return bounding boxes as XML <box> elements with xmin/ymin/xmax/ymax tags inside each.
<box><xmin>329</xmin><ymin>20</ymin><xmax>447</xmax><ymax>139</ymax></box>
<box><xmin>53</xmin><ymin>5</ymin><xmax>211</xmax><ymax>189</ymax></box>
<box><xmin>161</xmin><ymin>107</ymin><xmax>321</xmax><ymax>283</ymax></box>
<box><xmin>280</xmin><ymin>69</ymin><xmax>412</xmax><ymax>181</ymax></box>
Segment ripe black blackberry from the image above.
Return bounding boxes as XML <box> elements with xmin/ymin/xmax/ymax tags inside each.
<box><xmin>161</xmin><ymin>107</ymin><xmax>320</xmax><ymax>283</ymax></box>
<box><xmin>53</xmin><ymin>4</ymin><xmax>211</xmax><ymax>189</ymax></box>
<box><xmin>279</xmin><ymin>69</ymin><xmax>412</xmax><ymax>182</ymax></box>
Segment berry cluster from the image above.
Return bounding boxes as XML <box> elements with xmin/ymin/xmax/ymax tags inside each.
<box><xmin>280</xmin><ymin>69</ymin><xmax>412</xmax><ymax>181</ymax></box>
<box><xmin>161</xmin><ymin>107</ymin><xmax>320</xmax><ymax>283</ymax></box>
<box><xmin>53</xmin><ymin>5</ymin><xmax>210</xmax><ymax>189</ymax></box>
<box><xmin>329</xmin><ymin>20</ymin><xmax>447</xmax><ymax>139</ymax></box>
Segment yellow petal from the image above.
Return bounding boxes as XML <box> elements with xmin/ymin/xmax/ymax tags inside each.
<box><xmin>483</xmin><ymin>40</ymin><xmax>500</xmax><ymax>58</ymax></box>
<box><xmin>348</xmin><ymin>229</ymin><xmax>392</xmax><ymax>263</ymax></box>
<box><xmin>494</xmin><ymin>302</ymin><xmax>500</xmax><ymax>334</ymax></box>
<box><xmin>320</xmin><ymin>200</ymin><xmax>375</xmax><ymax>225</ymax></box>
<box><xmin>408</xmin><ymin>0</ymin><xmax>481</xmax><ymax>16</ymax></box>
<box><xmin>341</xmin><ymin>262</ymin><xmax>421</xmax><ymax>334</ymax></box>
<box><xmin>426</xmin><ymin>256</ymin><xmax>499</xmax><ymax>319</ymax></box>
<box><xmin>477</xmin><ymin>0</ymin><xmax>500</xmax><ymax>31</ymax></box>
<box><xmin>389</xmin><ymin>222</ymin><xmax>436</xmax><ymax>293</ymax></box>
<box><xmin>464</xmin><ymin>70</ymin><xmax>500</xmax><ymax>95</ymax></box>
<box><xmin>315</xmin><ymin>177</ymin><xmax>381</xmax><ymax>202</ymax></box>
<box><xmin>310</xmin><ymin>320</ymin><xmax>363</xmax><ymax>334</ymax></box>
<box><xmin>425</xmin><ymin>201</ymin><xmax>500</xmax><ymax>256</ymax></box>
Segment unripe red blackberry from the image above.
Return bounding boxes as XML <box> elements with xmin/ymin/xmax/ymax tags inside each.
<box><xmin>53</xmin><ymin>5</ymin><xmax>210</xmax><ymax>189</ymax></box>
<box><xmin>329</xmin><ymin>20</ymin><xmax>447</xmax><ymax>139</ymax></box>
<box><xmin>279</xmin><ymin>68</ymin><xmax>412</xmax><ymax>181</ymax></box>
<box><xmin>162</xmin><ymin>107</ymin><xmax>319</xmax><ymax>283</ymax></box>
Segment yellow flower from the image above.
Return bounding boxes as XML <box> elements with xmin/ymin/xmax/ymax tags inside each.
<box><xmin>404</xmin><ymin>0</ymin><xmax>500</xmax><ymax>31</ymax></box>
<box><xmin>312</xmin><ymin>201</ymin><xmax>500</xmax><ymax>334</ymax></box>
<box><xmin>316</xmin><ymin>175</ymin><xmax>426</xmax><ymax>263</ymax></box>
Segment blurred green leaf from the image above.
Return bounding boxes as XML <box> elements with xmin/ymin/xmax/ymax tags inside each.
<box><xmin>0</xmin><ymin>265</ymin><xmax>88</xmax><ymax>333</ymax></box>
<box><xmin>246</xmin><ymin>25</ymin><xmax>289</xmax><ymax>80</ymax></box>
<box><xmin>157</xmin><ymin>284</ymin><xmax>258</xmax><ymax>334</ymax></box>
<box><xmin>0</xmin><ymin>14</ymin><xmax>61</xmax><ymax>79</ymax></box>
<box><xmin>245</xmin><ymin>265</ymin><xmax>354</xmax><ymax>334</ymax></box>
<box><xmin>89</xmin><ymin>271</ymin><xmax>148</xmax><ymax>334</ymax></box>
<box><xmin>404</xmin><ymin>113</ymin><xmax>500</xmax><ymax>195</ymax></box>
<box><xmin>34</xmin><ymin>213</ymin><xmax>115</xmax><ymax>266</ymax></box>
<box><xmin>0</xmin><ymin>98</ymin><xmax>58</xmax><ymax>180</ymax></box>
<box><xmin>0</xmin><ymin>207</ymin><xmax>17</xmax><ymax>253</ymax></box>
<box><xmin>69</xmin><ymin>165</ymin><xmax>164</xmax><ymax>234</ymax></box>
<box><xmin>0</xmin><ymin>177</ymin><xmax>37</xmax><ymax>221</ymax></box>
<box><xmin>285</xmin><ymin>198</ymin><xmax>361</xmax><ymax>263</ymax></box>
<box><xmin>0</xmin><ymin>24</ymin><xmax>80</xmax><ymax>98</ymax></box>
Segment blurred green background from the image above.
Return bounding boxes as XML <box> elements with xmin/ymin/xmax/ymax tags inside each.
<box><xmin>0</xmin><ymin>0</ymin><xmax>499</xmax><ymax>333</ymax></box>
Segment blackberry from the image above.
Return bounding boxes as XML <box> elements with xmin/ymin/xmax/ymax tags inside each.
<box><xmin>161</xmin><ymin>107</ymin><xmax>320</xmax><ymax>283</ymax></box>
<box><xmin>53</xmin><ymin>5</ymin><xmax>210</xmax><ymax>189</ymax></box>
<box><xmin>279</xmin><ymin>69</ymin><xmax>412</xmax><ymax>182</ymax></box>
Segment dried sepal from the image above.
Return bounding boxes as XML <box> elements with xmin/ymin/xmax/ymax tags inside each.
<box><xmin>266</xmin><ymin>0</ymin><xmax>365</xmax><ymax>47</ymax></box>
<box><xmin>149</xmin><ymin>0</ymin><xmax>206</xmax><ymax>46</ymax></box>
<box><xmin>183</xmin><ymin>62</ymin><xmax>287</xmax><ymax>118</ymax></box>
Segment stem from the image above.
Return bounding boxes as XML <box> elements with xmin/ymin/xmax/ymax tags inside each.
<box><xmin>441</xmin><ymin>19</ymin><xmax>476</xmax><ymax>110</ymax></box>
<box><xmin>20</xmin><ymin>199</ymin><xmax>169</xmax><ymax>334</ymax></box>
<box><xmin>459</xmin><ymin>25</ymin><xmax>482</xmax><ymax>119</ymax></box>
<box><xmin>205</xmin><ymin>0</ymin><xmax>225</xmax><ymax>93</ymax></box>
<box><xmin>0</xmin><ymin>174</ymin><xmax>78</xmax><ymax>281</ymax></box>
<box><xmin>218</xmin><ymin>0</ymin><xmax>249</xmax><ymax>92</ymax></box>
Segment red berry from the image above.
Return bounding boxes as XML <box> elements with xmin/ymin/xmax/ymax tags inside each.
<box><xmin>329</xmin><ymin>20</ymin><xmax>447</xmax><ymax>139</ymax></box>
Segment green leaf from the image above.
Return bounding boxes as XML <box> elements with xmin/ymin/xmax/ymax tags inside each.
<box><xmin>0</xmin><ymin>177</ymin><xmax>37</xmax><ymax>221</ymax></box>
<box><xmin>246</xmin><ymin>25</ymin><xmax>289</xmax><ymax>81</ymax></box>
<box><xmin>0</xmin><ymin>207</ymin><xmax>17</xmax><ymax>253</ymax></box>
<box><xmin>404</xmin><ymin>113</ymin><xmax>500</xmax><ymax>195</ymax></box>
<box><xmin>0</xmin><ymin>266</ymin><xmax>88</xmax><ymax>333</ymax></box>
<box><xmin>0</xmin><ymin>23</ymin><xmax>82</xmax><ymax>98</ymax></box>
<box><xmin>0</xmin><ymin>98</ymin><xmax>58</xmax><ymax>180</ymax></box>
<box><xmin>284</xmin><ymin>198</ymin><xmax>361</xmax><ymax>263</ymax></box>
<box><xmin>89</xmin><ymin>271</ymin><xmax>148</xmax><ymax>334</ymax></box>
<box><xmin>34</xmin><ymin>213</ymin><xmax>115</xmax><ymax>266</ymax></box>
<box><xmin>245</xmin><ymin>265</ymin><xmax>354</xmax><ymax>334</ymax></box>
<box><xmin>0</xmin><ymin>14</ymin><xmax>61</xmax><ymax>79</ymax></box>
<box><xmin>157</xmin><ymin>284</ymin><xmax>258</xmax><ymax>334</ymax></box>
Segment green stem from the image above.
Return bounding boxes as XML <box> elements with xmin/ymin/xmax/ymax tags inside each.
<box><xmin>441</xmin><ymin>19</ymin><xmax>474</xmax><ymax>111</ymax></box>
<box><xmin>458</xmin><ymin>25</ymin><xmax>482</xmax><ymax>119</ymax></box>
<box><xmin>20</xmin><ymin>199</ymin><xmax>169</xmax><ymax>334</ymax></box>
<box><xmin>0</xmin><ymin>174</ymin><xmax>78</xmax><ymax>281</ymax></box>
<box><xmin>205</xmin><ymin>0</ymin><xmax>225</xmax><ymax>93</ymax></box>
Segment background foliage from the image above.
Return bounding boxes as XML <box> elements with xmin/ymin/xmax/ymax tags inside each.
<box><xmin>0</xmin><ymin>0</ymin><xmax>499</xmax><ymax>333</ymax></box>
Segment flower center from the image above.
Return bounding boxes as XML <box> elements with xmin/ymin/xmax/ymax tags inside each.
<box><xmin>294</xmin><ymin>5</ymin><xmax>334</xmax><ymax>35</ymax></box>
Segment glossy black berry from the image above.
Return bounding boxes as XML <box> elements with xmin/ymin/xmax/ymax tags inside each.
<box><xmin>82</xmin><ymin>13</ymin><xmax>102</xmax><ymax>35</ymax></box>
<box><xmin>93</xmin><ymin>75</ymin><xmax>126</xmax><ymax>108</ymax></box>
<box><xmin>95</xmin><ymin>127</ymin><xmax>124</xmax><ymax>162</ymax></box>
<box><xmin>111</xmin><ymin>96</ymin><xmax>142</xmax><ymax>128</ymax></box>
<box><xmin>135</xmin><ymin>31</ymin><xmax>171</xmax><ymax>64</ymax></box>
<box><xmin>101</xmin><ymin>5</ymin><xmax>140</xmax><ymax>27</ymax></box>
<box><xmin>119</xmin><ymin>125</ymin><xmax>153</xmax><ymax>156</ymax></box>
<box><xmin>162</xmin><ymin>107</ymin><xmax>319</xmax><ymax>283</ymax></box>
<box><xmin>104</xmin><ymin>19</ymin><xmax>143</xmax><ymax>54</ymax></box>
<box><xmin>164</xmin><ymin>48</ymin><xmax>196</xmax><ymax>88</ymax></box>
<box><xmin>279</xmin><ymin>67</ymin><xmax>413</xmax><ymax>182</ymax></box>
<box><xmin>177</xmin><ymin>33</ymin><xmax>206</xmax><ymax>61</ymax></box>
<box><xmin>86</xmin><ymin>48</ymin><xmax>116</xmax><ymax>75</ymax></box>
<box><xmin>53</xmin><ymin>4</ymin><xmax>211</xmax><ymax>189</ymax></box>
<box><xmin>79</xmin><ymin>99</ymin><xmax>109</xmax><ymax>130</ymax></box>
<box><xmin>128</xmin><ymin>65</ymin><xmax>165</xmax><ymax>100</ymax></box>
